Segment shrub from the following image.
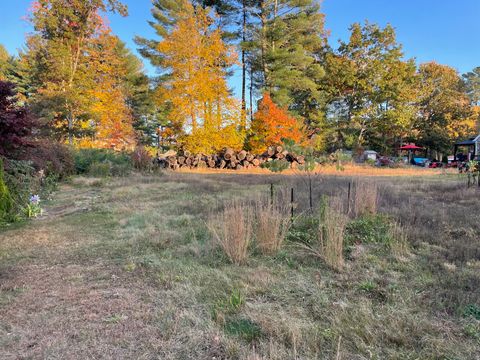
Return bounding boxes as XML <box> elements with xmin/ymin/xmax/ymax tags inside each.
<box><xmin>3</xmin><ymin>160</ymin><xmax>38</xmax><ymax>218</ymax></box>
<box><xmin>353</xmin><ymin>180</ymin><xmax>378</xmax><ymax>217</ymax></box>
<box><xmin>23</xmin><ymin>140</ymin><xmax>75</xmax><ymax>179</ymax></box>
<box><xmin>0</xmin><ymin>81</ymin><xmax>36</xmax><ymax>158</ymax></box>
<box><xmin>208</xmin><ymin>201</ymin><xmax>253</xmax><ymax>265</ymax></box>
<box><xmin>88</xmin><ymin>162</ymin><xmax>112</xmax><ymax>177</ymax></box>
<box><xmin>255</xmin><ymin>199</ymin><xmax>290</xmax><ymax>255</ymax></box>
<box><xmin>131</xmin><ymin>146</ymin><xmax>154</xmax><ymax>171</ymax></box>
<box><xmin>261</xmin><ymin>159</ymin><xmax>290</xmax><ymax>173</ymax></box>
<box><xmin>0</xmin><ymin>158</ymin><xmax>13</xmax><ymax>222</ymax></box>
<box><xmin>74</xmin><ymin>148</ymin><xmax>132</xmax><ymax>176</ymax></box>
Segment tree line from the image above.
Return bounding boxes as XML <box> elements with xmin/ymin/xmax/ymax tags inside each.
<box><xmin>1</xmin><ymin>0</ymin><xmax>479</xmax><ymax>159</ymax></box>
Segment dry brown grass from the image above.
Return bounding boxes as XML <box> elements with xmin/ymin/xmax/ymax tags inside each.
<box><xmin>353</xmin><ymin>180</ymin><xmax>378</xmax><ymax>217</ymax></box>
<box><xmin>208</xmin><ymin>200</ymin><xmax>253</xmax><ymax>265</ymax></box>
<box><xmin>299</xmin><ymin>197</ymin><xmax>347</xmax><ymax>271</ymax></box>
<box><xmin>177</xmin><ymin>163</ymin><xmax>452</xmax><ymax>177</ymax></box>
<box><xmin>255</xmin><ymin>198</ymin><xmax>290</xmax><ymax>255</ymax></box>
<box><xmin>320</xmin><ymin>197</ymin><xmax>347</xmax><ymax>271</ymax></box>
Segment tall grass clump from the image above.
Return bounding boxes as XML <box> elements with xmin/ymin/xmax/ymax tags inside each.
<box><xmin>300</xmin><ymin>196</ymin><xmax>347</xmax><ymax>271</ymax></box>
<box><xmin>353</xmin><ymin>180</ymin><xmax>378</xmax><ymax>217</ymax></box>
<box><xmin>255</xmin><ymin>198</ymin><xmax>290</xmax><ymax>255</ymax></box>
<box><xmin>208</xmin><ymin>201</ymin><xmax>253</xmax><ymax>265</ymax></box>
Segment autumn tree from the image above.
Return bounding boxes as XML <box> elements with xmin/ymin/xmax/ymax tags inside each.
<box><xmin>323</xmin><ymin>23</ymin><xmax>418</xmax><ymax>153</ymax></box>
<box><xmin>23</xmin><ymin>0</ymin><xmax>127</xmax><ymax>143</ymax></box>
<box><xmin>415</xmin><ymin>62</ymin><xmax>475</xmax><ymax>156</ymax></box>
<box><xmin>74</xmin><ymin>32</ymin><xmax>136</xmax><ymax>151</ymax></box>
<box><xmin>0</xmin><ymin>46</ymin><xmax>10</xmax><ymax>81</ymax></box>
<box><xmin>248</xmin><ymin>93</ymin><xmax>304</xmax><ymax>153</ymax></box>
<box><xmin>137</xmin><ymin>0</ymin><xmax>244</xmax><ymax>154</ymax></box>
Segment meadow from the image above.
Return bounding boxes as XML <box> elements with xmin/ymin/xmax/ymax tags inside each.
<box><xmin>0</xmin><ymin>171</ymin><xmax>479</xmax><ymax>359</ymax></box>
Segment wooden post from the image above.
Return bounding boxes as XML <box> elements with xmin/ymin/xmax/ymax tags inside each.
<box><xmin>309</xmin><ymin>176</ymin><xmax>313</xmax><ymax>212</ymax></box>
<box><xmin>347</xmin><ymin>181</ymin><xmax>352</xmax><ymax>215</ymax></box>
<box><xmin>270</xmin><ymin>183</ymin><xmax>274</xmax><ymax>205</ymax></box>
<box><xmin>290</xmin><ymin>187</ymin><xmax>294</xmax><ymax>220</ymax></box>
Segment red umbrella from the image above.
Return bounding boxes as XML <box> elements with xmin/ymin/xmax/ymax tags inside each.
<box><xmin>400</xmin><ymin>144</ymin><xmax>423</xmax><ymax>150</ymax></box>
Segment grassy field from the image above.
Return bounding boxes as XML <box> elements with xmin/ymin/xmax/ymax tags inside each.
<box><xmin>0</xmin><ymin>171</ymin><xmax>479</xmax><ymax>359</ymax></box>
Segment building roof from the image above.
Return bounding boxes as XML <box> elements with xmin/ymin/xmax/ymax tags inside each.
<box><xmin>455</xmin><ymin>135</ymin><xmax>480</xmax><ymax>146</ymax></box>
<box><xmin>456</xmin><ymin>139</ymin><xmax>476</xmax><ymax>146</ymax></box>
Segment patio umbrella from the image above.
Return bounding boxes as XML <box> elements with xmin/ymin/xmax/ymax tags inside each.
<box><xmin>400</xmin><ymin>144</ymin><xmax>423</xmax><ymax>163</ymax></box>
<box><xmin>400</xmin><ymin>144</ymin><xmax>423</xmax><ymax>150</ymax></box>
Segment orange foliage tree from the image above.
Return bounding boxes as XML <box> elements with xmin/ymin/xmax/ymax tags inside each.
<box><xmin>78</xmin><ymin>31</ymin><xmax>136</xmax><ymax>151</ymax></box>
<box><xmin>155</xmin><ymin>0</ymin><xmax>245</xmax><ymax>154</ymax></box>
<box><xmin>249</xmin><ymin>93</ymin><xmax>305</xmax><ymax>153</ymax></box>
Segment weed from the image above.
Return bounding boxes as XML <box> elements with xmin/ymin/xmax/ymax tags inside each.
<box><xmin>225</xmin><ymin>318</ymin><xmax>262</xmax><ymax>342</ymax></box>
<box><xmin>463</xmin><ymin>322</ymin><xmax>480</xmax><ymax>341</ymax></box>
<box><xmin>463</xmin><ymin>304</ymin><xmax>480</xmax><ymax>320</ymax></box>
<box><xmin>358</xmin><ymin>280</ymin><xmax>377</xmax><ymax>292</ymax></box>
<box><xmin>345</xmin><ymin>214</ymin><xmax>392</xmax><ymax>247</ymax></box>
<box><xmin>229</xmin><ymin>289</ymin><xmax>245</xmax><ymax>311</ymax></box>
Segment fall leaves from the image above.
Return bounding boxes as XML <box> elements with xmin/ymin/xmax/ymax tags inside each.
<box><xmin>156</xmin><ymin>2</ymin><xmax>243</xmax><ymax>153</ymax></box>
<box><xmin>249</xmin><ymin>94</ymin><xmax>304</xmax><ymax>153</ymax></box>
<box><xmin>6</xmin><ymin>0</ymin><xmax>480</xmax><ymax>157</ymax></box>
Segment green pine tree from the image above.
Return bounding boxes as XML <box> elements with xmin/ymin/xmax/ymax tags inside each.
<box><xmin>248</xmin><ymin>0</ymin><xmax>328</xmax><ymax>140</ymax></box>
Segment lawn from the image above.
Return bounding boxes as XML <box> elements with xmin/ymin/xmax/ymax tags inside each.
<box><xmin>0</xmin><ymin>172</ymin><xmax>479</xmax><ymax>359</ymax></box>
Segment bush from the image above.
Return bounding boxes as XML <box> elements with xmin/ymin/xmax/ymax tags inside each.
<box><xmin>261</xmin><ymin>159</ymin><xmax>290</xmax><ymax>173</ymax></box>
<box><xmin>23</xmin><ymin>141</ymin><xmax>75</xmax><ymax>179</ymax></box>
<box><xmin>74</xmin><ymin>149</ymin><xmax>132</xmax><ymax>177</ymax></box>
<box><xmin>131</xmin><ymin>146</ymin><xmax>154</xmax><ymax>171</ymax></box>
<box><xmin>0</xmin><ymin>158</ymin><xmax>13</xmax><ymax>222</ymax></box>
<box><xmin>88</xmin><ymin>162</ymin><xmax>112</xmax><ymax>177</ymax></box>
<box><xmin>208</xmin><ymin>200</ymin><xmax>253</xmax><ymax>265</ymax></box>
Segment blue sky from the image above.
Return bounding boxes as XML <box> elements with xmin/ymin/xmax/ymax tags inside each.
<box><xmin>1</xmin><ymin>0</ymin><xmax>479</xmax><ymax>99</ymax></box>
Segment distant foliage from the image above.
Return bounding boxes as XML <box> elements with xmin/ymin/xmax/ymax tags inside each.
<box><xmin>249</xmin><ymin>94</ymin><xmax>304</xmax><ymax>153</ymax></box>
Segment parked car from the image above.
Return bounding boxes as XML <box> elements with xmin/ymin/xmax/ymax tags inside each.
<box><xmin>412</xmin><ymin>157</ymin><xmax>430</xmax><ymax>167</ymax></box>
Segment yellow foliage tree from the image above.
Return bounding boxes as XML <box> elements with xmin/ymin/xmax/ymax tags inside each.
<box><xmin>80</xmin><ymin>31</ymin><xmax>136</xmax><ymax>151</ymax></box>
<box><xmin>156</xmin><ymin>1</ymin><xmax>244</xmax><ymax>153</ymax></box>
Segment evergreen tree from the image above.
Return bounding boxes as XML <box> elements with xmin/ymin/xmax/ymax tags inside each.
<box><xmin>463</xmin><ymin>67</ymin><xmax>480</xmax><ymax>106</ymax></box>
<box><xmin>248</xmin><ymin>0</ymin><xmax>328</xmax><ymax>135</ymax></box>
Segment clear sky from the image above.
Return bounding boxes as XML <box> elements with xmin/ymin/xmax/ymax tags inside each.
<box><xmin>1</xmin><ymin>0</ymin><xmax>479</xmax><ymax>98</ymax></box>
